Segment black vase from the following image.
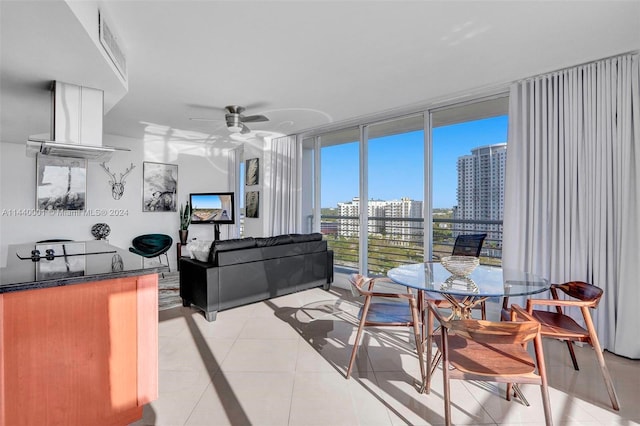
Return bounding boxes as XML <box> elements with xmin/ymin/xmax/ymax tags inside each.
<box><xmin>179</xmin><ymin>230</ymin><xmax>188</xmax><ymax>245</ymax></box>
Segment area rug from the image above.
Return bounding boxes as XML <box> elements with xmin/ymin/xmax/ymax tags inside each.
<box><xmin>158</xmin><ymin>272</ymin><xmax>182</xmax><ymax>310</ymax></box>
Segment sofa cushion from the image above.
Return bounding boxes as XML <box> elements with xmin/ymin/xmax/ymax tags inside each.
<box><xmin>255</xmin><ymin>234</ymin><xmax>294</xmax><ymax>247</ymax></box>
<box><xmin>209</xmin><ymin>237</ymin><xmax>256</xmax><ymax>263</ymax></box>
<box><xmin>290</xmin><ymin>233</ymin><xmax>323</xmax><ymax>243</ymax></box>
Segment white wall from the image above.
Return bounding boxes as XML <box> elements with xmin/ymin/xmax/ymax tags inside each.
<box><xmin>0</xmin><ymin>133</ymin><xmax>232</xmax><ymax>269</ymax></box>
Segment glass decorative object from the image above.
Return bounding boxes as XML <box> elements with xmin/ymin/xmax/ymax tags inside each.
<box><xmin>440</xmin><ymin>255</ymin><xmax>479</xmax><ymax>277</ymax></box>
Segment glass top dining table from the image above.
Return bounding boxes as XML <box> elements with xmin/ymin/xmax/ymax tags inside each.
<box><xmin>387</xmin><ymin>262</ymin><xmax>550</xmax><ymax>318</ymax></box>
<box><xmin>388</xmin><ymin>262</ymin><xmax>550</xmax><ymax>396</ymax></box>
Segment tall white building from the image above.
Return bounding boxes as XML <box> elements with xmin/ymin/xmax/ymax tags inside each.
<box><xmin>453</xmin><ymin>143</ymin><xmax>506</xmax><ymax>244</ymax></box>
<box><xmin>337</xmin><ymin>197</ymin><xmax>423</xmax><ymax>241</ymax></box>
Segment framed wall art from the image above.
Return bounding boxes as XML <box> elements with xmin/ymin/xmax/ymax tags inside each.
<box><xmin>245</xmin><ymin>191</ymin><xmax>259</xmax><ymax>218</ymax></box>
<box><xmin>36</xmin><ymin>155</ymin><xmax>87</xmax><ymax>211</ymax></box>
<box><xmin>245</xmin><ymin>158</ymin><xmax>259</xmax><ymax>186</ymax></box>
<box><xmin>142</xmin><ymin>162</ymin><xmax>177</xmax><ymax>212</ymax></box>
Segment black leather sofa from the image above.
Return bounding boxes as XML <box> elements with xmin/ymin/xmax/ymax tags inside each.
<box><xmin>179</xmin><ymin>233</ymin><xmax>334</xmax><ymax>321</ymax></box>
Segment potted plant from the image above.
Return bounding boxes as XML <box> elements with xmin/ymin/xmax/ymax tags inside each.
<box><xmin>179</xmin><ymin>201</ymin><xmax>192</xmax><ymax>244</ymax></box>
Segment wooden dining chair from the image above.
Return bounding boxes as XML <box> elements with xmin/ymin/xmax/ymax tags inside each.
<box><xmin>526</xmin><ymin>281</ymin><xmax>620</xmax><ymax>411</ymax></box>
<box><xmin>423</xmin><ymin>234</ymin><xmax>488</xmax><ymax>381</ymax></box>
<box><xmin>427</xmin><ymin>300</ymin><xmax>552</xmax><ymax>426</ymax></box>
<box><xmin>346</xmin><ymin>274</ymin><xmax>425</xmax><ymax>383</ymax></box>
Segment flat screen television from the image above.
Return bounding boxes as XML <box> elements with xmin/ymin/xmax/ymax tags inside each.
<box><xmin>189</xmin><ymin>192</ymin><xmax>235</xmax><ymax>225</ymax></box>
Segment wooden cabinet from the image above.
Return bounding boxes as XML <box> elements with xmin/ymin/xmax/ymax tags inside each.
<box><xmin>0</xmin><ymin>274</ymin><xmax>158</xmax><ymax>425</ymax></box>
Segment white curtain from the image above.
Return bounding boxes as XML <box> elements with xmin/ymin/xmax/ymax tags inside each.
<box><xmin>503</xmin><ymin>53</ymin><xmax>640</xmax><ymax>358</ymax></box>
<box><xmin>227</xmin><ymin>146</ymin><xmax>242</xmax><ymax>239</ymax></box>
<box><xmin>264</xmin><ymin>135</ymin><xmax>302</xmax><ymax>235</ymax></box>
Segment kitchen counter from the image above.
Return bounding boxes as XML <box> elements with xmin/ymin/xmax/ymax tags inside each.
<box><xmin>0</xmin><ymin>240</ymin><xmax>168</xmax><ymax>293</ymax></box>
<box><xmin>0</xmin><ymin>240</ymin><xmax>162</xmax><ymax>425</ymax></box>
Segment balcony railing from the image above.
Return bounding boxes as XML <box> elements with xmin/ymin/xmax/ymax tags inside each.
<box><xmin>321</xmin><ymin>215</ymin><xmax>503</xmax><ymax>274</ymax></box>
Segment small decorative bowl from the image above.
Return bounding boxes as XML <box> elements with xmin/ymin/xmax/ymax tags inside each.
<box><xmin>441</xmin><ymin>255</ymin><xmax>479</xmax><ymax>277</ymax></box>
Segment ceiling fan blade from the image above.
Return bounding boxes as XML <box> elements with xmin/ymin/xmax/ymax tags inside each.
<box><xmin>242</xmin><ymin>101</ymin><xmax>269</xmax><ymax>110</ymax></box>
<box><xmin>240</xmin><ymin>124</ymin><xmax>251</xmax><ymax>134</ymax></box>
<box><xmin>241</xmin><ymin>114</ymin><xmax>269</xmax><ymax>123</ymax></box>
<box><xmin>189</xmin><ymin>117</ymin><xmax>222</xmax><ymax>122</ymax></box>
<box><xmin>186</xmin><ymin>103</ymin><xmax>228</xmax><ymax>112</ymax></box>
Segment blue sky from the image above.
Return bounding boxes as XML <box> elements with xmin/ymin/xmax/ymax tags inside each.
<box><xmin>321</xmin><ymin>115</ymin><xmax>508</xmax><ymax>208</ymax></box>
<box><xmin>191</xmin><ymin>193</ymin><xmax>222</xmax><ymax>209</ymax></box>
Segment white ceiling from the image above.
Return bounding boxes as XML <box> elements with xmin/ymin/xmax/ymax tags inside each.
<box><xmin>1</xmin><ymin>1</ymin><xmax>639</xmax><ymax>149</ymax></box>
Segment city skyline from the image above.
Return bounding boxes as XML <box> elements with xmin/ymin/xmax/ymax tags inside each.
<box><xmin>321</xmin><ymin>115</ymin><xmax>508</xmax><ymax>208</ymax></box>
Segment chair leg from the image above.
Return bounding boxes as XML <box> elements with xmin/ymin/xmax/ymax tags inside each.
<box><xmin>157</xmin><ymin>255</ymin><xmax>166</xmax><ymax>279</ymax></box>
<box><xmin>347</xmin><ymin>297</ymin><xmax>371</xmax><ymax>379</ymax></box>
<box><xmin>425</xmin><ymin>305</ymin><xmax>443</xmax><ymax>390</ymax></box>
<box><xmin>501</xmin><ymin>296</ymin><xmax>514</xmax><ymax>321</ymax></box>
<box><xmin>540</xmin><ymin>381</ymin><xmax>553</xmax><ymax>426</ymax></box>
<box><xmin>534</xmin><ymin>335</ymin><xmax>553</xmax><ymax>426</ymax></box>
<box><xmin>441</xmin><ymin>330</ymin><xmax>452</xmax><ymax>426</ymax></box>
<box><xmin>511</xmin><ymin>384</ymin><xmax>530</xmax><ymax>406</ymax></box>
<box><xmin>503</xmin><ymin>386</ymin><xmax>530</xmax><ymax>407</ymax></box>
<box><xmin>409</xmin><ymin>299</ymin><xmax>426</xmax><ymax>392</ymax></box>
<box><xmin>422</xmin><ymin>306</ymin><xmax>443</xmax><ymax>393</ymax></box>
<box><xmin>424</xmin><ymin>305</ymin><xmax>434</xmax><ymax>394</ymax></box>
<box><xmin>565</xmin><ymin>340</ymin><xmax>579</xmax><ymax>370</ymax></box>
<box><xmin>591</xmin><ymin>343</ymin><xmax>620</xmax><ymax>411</ymax></box>
<box><xmin>164</xmin><ymin>253</ymin><xmax>171</xmax><ymax>273</ymax></box>
<box><xmin>582</xmin><ymin>307</ymin><xmax>620</xmax><ymax>410</ymax></box>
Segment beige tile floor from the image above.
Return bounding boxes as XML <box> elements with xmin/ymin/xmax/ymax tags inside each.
<box><xmin>131</xmin><ymin>272</ymin><xmax>640</xmax><ymax>425</ymax></box>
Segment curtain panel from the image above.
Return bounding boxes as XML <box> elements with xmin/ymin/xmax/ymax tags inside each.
<box><xmin>264</xmin><ymin>135</ymin><xmax>302</xmax><ymax>235</ymax></box>
<box><xmin>504</xmin><ymin>54</ymin><xmax>640</xmax><ymax>358</ymax></box>
<box><xmin>227</xmin><ymin>147</ymin><xmax>242</xmax><ymax>239</ymax></box>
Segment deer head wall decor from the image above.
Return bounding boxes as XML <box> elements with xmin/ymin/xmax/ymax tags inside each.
<box><xmin>100</xmin><ymin>162</ymin><xmax>136</xmax><ymax>200</ymax></box>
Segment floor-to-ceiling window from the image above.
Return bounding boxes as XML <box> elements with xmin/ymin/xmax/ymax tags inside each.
<box><xmin>319</xmin><ymin>128</ymin><xmax>360</xmax><ymax>269</ymax></box>
<box><xmin>311</xmin><ymin>94</ymin><xmax>508</xmax><ymax>273</ymax></box>
<box><xmin>366</xmin><ymin>116</ymin><xmax>424</xmax><ymax>275</ymax></box>
<box><xmin>431</xmin><ymin>97</ymin><xmax>508</xmax><ymax>265</ymax></box>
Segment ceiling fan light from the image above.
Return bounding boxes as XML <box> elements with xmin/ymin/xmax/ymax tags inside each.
<box><xmin>226</xmin><ymin>114</ymin><xmax>244</xmax><ymax>133</ymax></box>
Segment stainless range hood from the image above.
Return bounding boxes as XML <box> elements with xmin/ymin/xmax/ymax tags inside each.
<box><xmin>26</xmin><ymin>81</ymin><xmax>129</xmax><ymax>161</ymax></box>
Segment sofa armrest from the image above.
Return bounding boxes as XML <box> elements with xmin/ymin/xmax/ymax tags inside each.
<box><xmin>179</xmin><ymin>258</ymin><xmax>221</xmax><ymax>321</ymax></box>
<box><xmin>326</xmin><ymin>250</ymin><xmax>334</xmax><ymax>286</ymax></box>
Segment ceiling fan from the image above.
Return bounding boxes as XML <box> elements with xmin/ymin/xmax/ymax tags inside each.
<box><xmin>190</xmin><ymin>105</ymin><xmax>269</xmax><ymax>134</ymax></box>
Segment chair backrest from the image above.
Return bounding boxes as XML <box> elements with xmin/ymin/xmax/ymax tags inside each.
<box><xmin>349</xmin><ymin>273</ymin><xmax>372</xmax><ymax>297</ymax></box>
<box><xmin>452</xmin><ymin>233</ymin><xmax>487</xmax><ymax>257</ymax></box>
<box><xmin>553</xmin><ymin>281</ymin><xmax>603</xmax><ymax>307</ymax></box>
<box><xmin>131</xmin><ymin>234</ymin><xmax>173</xmax><ymax>254</ymax></box>
<box><xmin>449</xmin><ymin>318</ymin><xmax>540</xmax><ymax>345</ymax></box>
<box><xmin>348</xmin><ymin>273</ymin><xmax>411</xmax><ymax>300</ymax></box>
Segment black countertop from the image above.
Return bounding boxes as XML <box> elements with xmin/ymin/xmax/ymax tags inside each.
<box><xmin>0</xmin><ymin>240</ymin><xmax>169</xmax><ymax>294</ymax></box>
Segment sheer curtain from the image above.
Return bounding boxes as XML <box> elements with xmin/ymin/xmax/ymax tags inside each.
<box><xmin>503</xmin><ymin>53</ymin><xmax>640</xmax><ymax>358</ymax></box>
<box><xmin>227</xmin><ymin>146</ymin><xmax>242</xmax><ymax>239</ymax></box>
<box><xmin>264</xmin><ymin>135</ymin><xmax>302</xmax><ymax>235</ymax></box>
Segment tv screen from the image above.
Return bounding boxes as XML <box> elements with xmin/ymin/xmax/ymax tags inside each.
<box><xmin>190</xmin><ymin>192</ymin><xmax>235</xmax><ymax>224</ymax></box>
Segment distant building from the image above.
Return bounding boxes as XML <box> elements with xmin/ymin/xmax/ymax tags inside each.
<box><xmin>320</xmin><ymin>221</ymin><xmax>338</xmax><ymax>235</ymax></box>
<box><xmin>336</xmin><ymin>196</ymin><xmax>423</xmax><ymax>241</ymax></box>
<box><xmin>453</xmin><ymin>142</ymin><xmax>506</xmax><ymax>249</ymax></box>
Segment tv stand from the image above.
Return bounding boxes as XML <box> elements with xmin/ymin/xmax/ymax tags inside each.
<box><xmin>214</xmin><ymin>223</ymin><xmax>221</xmax><ymax>241</ymax></box>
